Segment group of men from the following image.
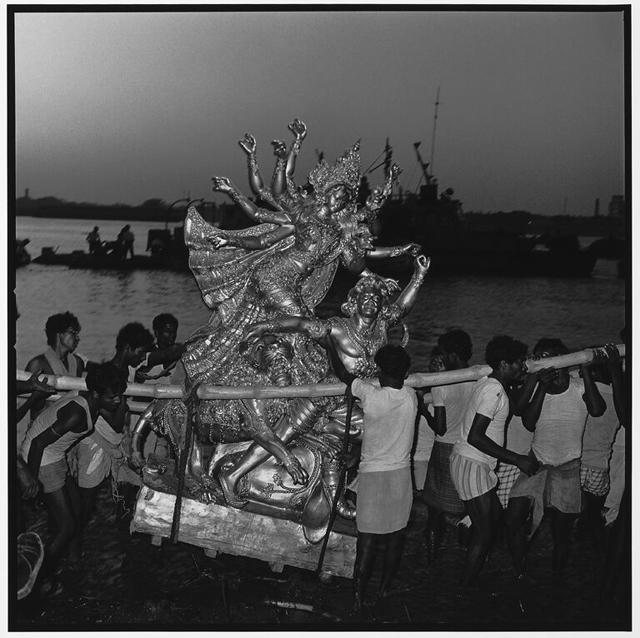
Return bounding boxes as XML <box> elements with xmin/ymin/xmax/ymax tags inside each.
<box><xmin>16</xmin><ymin>309</ymin><xmax>626</xmax><ymax>616</ymax></box>
<box><xmin>16</xmin><ymin>311</ymin><xmax>183</xmax><ymax>598</ymax></box>
<box><xmin>330</xmin><ymin>329</ymin><xmax>625</xmax><ymax>615</ymax></box>
<box><xmin>412</xmin><ymin>330</ymin><xmax>626</xmax><ymax>594</ymax></box>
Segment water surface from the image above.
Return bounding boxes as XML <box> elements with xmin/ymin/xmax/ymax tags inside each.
<box><xmin>15</xmin><ymin>217</ymin><xmax>626</xmax><ymax>370</ymax></box>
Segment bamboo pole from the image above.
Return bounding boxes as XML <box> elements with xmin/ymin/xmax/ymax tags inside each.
<box><xmin>15</xmin><ymin>344</ymin><xmax>624</xmax><ymax>402</ymax></box>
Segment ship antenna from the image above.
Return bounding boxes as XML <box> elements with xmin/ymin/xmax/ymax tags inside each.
<box><xmin>429</xmin><ymin>86</ymin><xmax>440</xmax><ymax>173</ymax></box>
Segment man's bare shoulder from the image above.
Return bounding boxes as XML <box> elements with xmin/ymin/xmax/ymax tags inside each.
<box><xmin>25</xmin><ymin>354</ymin><xmax>53</xmax><ymax>374</ymax></box>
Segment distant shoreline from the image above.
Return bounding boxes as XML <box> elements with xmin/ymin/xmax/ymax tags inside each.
<box><xmin>15</xmin><ymin>210</ymin><xmax>625</xmax><ymax>240</ymax></box>
<box><xmin>14</xmin><ymin>210</ymin><xmax>184</xmax><ymax>223</ymax></box>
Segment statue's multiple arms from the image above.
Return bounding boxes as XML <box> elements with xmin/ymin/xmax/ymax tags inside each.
<box><xmin>208</xmin><ymin>224</ymin><xmax>295</xmax><ymax>250</ymax></box>
<box><xmin>212</xmin><ymin>176</ymin><xmax>290</xmax><ymax>225</ymax></box>
<box><xmin>236</xmin><ymin>119</ymin><xmax>307</xmax><ymax>206</ymax></box>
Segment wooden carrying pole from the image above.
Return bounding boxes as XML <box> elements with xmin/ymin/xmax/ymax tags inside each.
<box><xmin>16</xmin><ymin>344</ymin><xmax>625</xmax><ymax>401</ymax></box>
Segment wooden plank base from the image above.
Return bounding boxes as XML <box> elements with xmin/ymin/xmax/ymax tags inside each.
<box><xmin>130</xmin><ymin>485</ymin><xmax>356</xmax><ymax>579</ymax></box>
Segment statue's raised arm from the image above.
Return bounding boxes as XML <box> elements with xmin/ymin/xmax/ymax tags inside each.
<box><xmin>286</xmin><ymin>119</ymin><xmax>307</xmax><ymax>181</ymax></box>
<box><xmin>394</xmin><ymin>254</ymin><xmax>431</xmax><ymax>317</ymax></box>
<box><xmin>362</xmin><ymin>162</ymin><xmax>401</xmax><ymax>223</ymax></box>
<box><xmin>264</xmin><ymin>118</ymin><xmax>308</xmax><ymax>205</ymax></box>
<box><xmin>211</xmin><ymin>175</ymin><xmax>291</xmax><ymax>226</ymax></box>
<box><xmin>238</xmin><ymin>133</ymin><xmax>282</xmax><ymax>210</ymax></box>
<box><xmin>270</xmin><ymin>139</ymin><xmax>288</xmax><ymax>201</ymax></box>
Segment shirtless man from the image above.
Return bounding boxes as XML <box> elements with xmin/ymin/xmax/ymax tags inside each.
<box><xmin>134</xmin><ymin>313</ymin><xmax>184</xmax><ymax>383</ymax></box>
<box><xmin>77</xmin><ymin>323</ymin><xmax>183</xmax><ymax>505</ymax></box>
<box><xmin>134</xmin><ymin>313</ymin><xmax>184</xmax><ymax>458</ymax></box>
<box><xmin>86</xmin><ymin>321</ymin><xmax>180</xmax><ymax>383</ymax></box>
<box><xmin>21</xmin><ymin>363</ymin><xmax>126</xmax><ymax>594</ymax></box>
<box><xmin>24</xmin><ymin>312</ymin><xmax>85</xmax><ymax>419</ymax></box>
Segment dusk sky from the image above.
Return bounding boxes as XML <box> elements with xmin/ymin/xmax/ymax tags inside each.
<box><xmin>14</xmin><ymin>8</ymin><xmax>625</xmax><ymax>216</ymax></box>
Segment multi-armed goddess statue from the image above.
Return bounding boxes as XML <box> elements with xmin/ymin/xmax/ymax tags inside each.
<box><xmin>132</xmin><ymin>119</ymin><xmax>430</xmax><ymax>543</ymax></box>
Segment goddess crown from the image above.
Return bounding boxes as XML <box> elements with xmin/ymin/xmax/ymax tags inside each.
<box><xmin>307</xmin><ymin>141</ymin><xmax>361</xmax><ymax>196</ymax></box>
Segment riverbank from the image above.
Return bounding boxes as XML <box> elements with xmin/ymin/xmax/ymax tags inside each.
<box><xmin>13</xmin><ymin>480</ymin><xmax>629</xmax><ymax>630</ymax></box>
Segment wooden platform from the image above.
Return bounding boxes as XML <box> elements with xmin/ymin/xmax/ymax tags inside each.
<box><xmin>130</xmin><ymin>485</ymin><xmax>356</xmax><ymax>578</ymax></box>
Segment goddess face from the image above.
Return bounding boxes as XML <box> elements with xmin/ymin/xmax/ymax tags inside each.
<box><xmin>356</xmin><ymin>287</ymin><xmax>383</xmax><ymax>319</ymax></box>
<box><xmin>325</xmin><ymin>184</ymin><xmax>351</xmax><ymax>214</ymax></box>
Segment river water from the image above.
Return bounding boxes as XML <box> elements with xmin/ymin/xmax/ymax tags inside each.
<box><xmin>15</xmin><ymin>217</ymin><xmax>626</xmax><ymax>371</ymax></box>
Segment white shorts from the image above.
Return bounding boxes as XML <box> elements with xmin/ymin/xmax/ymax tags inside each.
<box><xmin>450</xmin><ymin>453</ymin><xmax>497</xmax><ymax>501</ymax></box>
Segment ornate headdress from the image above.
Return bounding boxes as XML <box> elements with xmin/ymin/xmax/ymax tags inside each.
<box><xmin>307</xmin><ymin>141</ymin><xmax>361</xmax><ymax>196</ymax></box>
<box><xmin>341</xmin><ymin>273</ymin><xmax>400</xmax><ymax>317</ymax></box>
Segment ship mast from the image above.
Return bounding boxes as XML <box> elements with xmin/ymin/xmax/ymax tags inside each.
<box><xmin>429</xmin><ymin>86</ymin><xmax>440</xmax><ymax>172</ymax></box>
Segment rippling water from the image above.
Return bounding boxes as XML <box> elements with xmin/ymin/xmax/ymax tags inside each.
<box><xmin>15</xmin><ymin>217</ymin><xmax>626</xmax><ymax>371</ymax></box>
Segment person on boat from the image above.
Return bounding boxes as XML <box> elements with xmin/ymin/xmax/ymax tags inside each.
<box><xmin>20</xmin><ymin>362</ymin><xmax>127</xmax><ymax>596</ymax></box>
<box><xmin>420</xmin><ymin>329</ymin><xmax>475</xmax><ymax>563</ymax></box>
<box><xmin>24</xmin><ymin>312</ymin><xmax>85</xmax><ymax>420</ymax></box>
<box><xmin>449</xmin><ymin>335</ymin><xmax>538</xmax><ymax>586</ymax></box>
<box><xmin>505</xmin><ymin>338</ymin><xmax>606</xmax><ymax>584</ymax></box>
<box><xmin>86</xmin><ymin>226</ymin><xmax>102</xmax><ymax>255</ymax></box>
<box><xmin>117</xmin><ymin>225</ymin><xmax>135</xmax><ymax>260</ymax></box>
<box><xmin>328</xmin><ymin>343</ymin><xmax>417</xmax><ymax>616</ymax></box>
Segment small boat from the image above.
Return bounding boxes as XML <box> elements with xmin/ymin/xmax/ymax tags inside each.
<box><xmin>32</xmin><ymin>242</ymin><xmax>187</xmax><ymax>272</ymax></box>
